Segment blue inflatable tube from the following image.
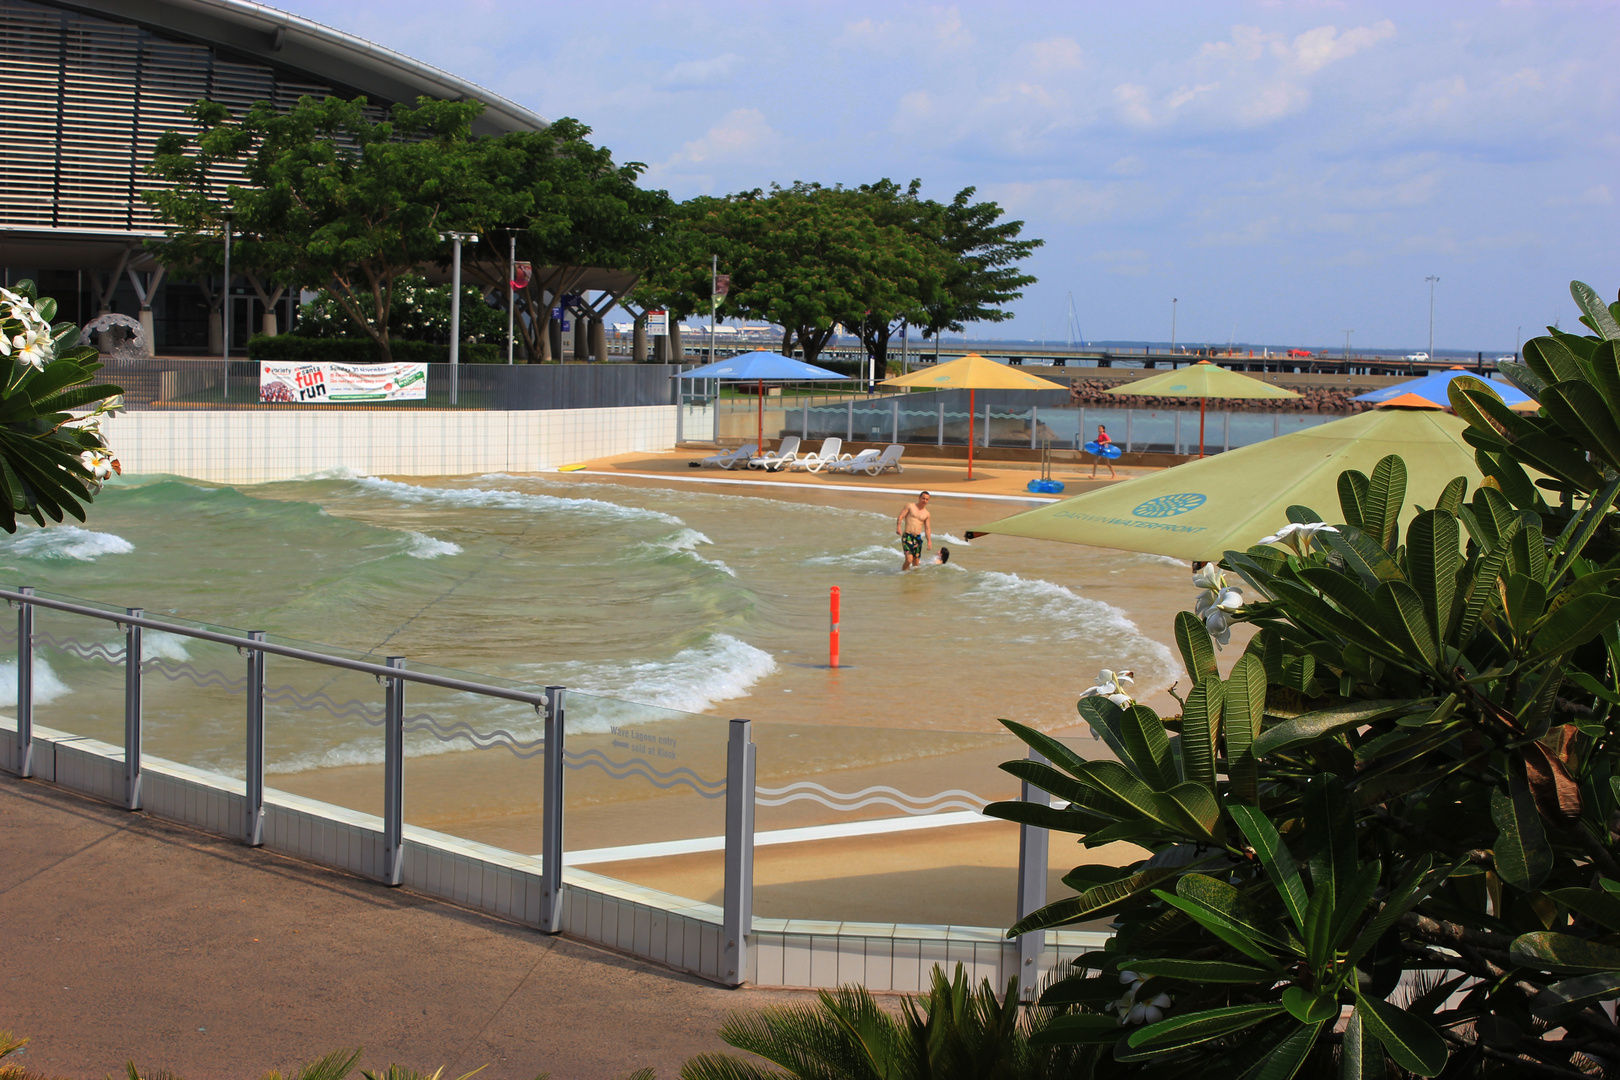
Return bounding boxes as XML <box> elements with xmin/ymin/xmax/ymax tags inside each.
<box><xmin>1084</xmin><ymin>441</ymin><xmax>1123</xmax><ymax>459</ymax></box>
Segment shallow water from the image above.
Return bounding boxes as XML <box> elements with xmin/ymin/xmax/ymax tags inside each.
<box><xmin>0</xmin><ymin>469</ymin><xmax>1189</xmax><ymax>780</ymax></box>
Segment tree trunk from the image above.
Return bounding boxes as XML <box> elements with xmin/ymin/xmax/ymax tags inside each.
<box><xmin>669</xmin><ymin>321</ymin><xmax>684</xmax><ymax>364</ymax></box>
<box><xmin>633</xmin><ymin>314</ymin><xmax>648</xmax><ymax>362</ymax></box>
<box><xmin>781</xmin><ymin>327</ymin><xmax>796</xmax><ymax>357</ymax></box>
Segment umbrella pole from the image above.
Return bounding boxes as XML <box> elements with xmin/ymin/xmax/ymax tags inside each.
<box><xmin>1199</xmin><ymin>397</ymin><xmax>1206</xmax><ymax>458</ymax></box>
<box><xmin>758</xmin><ymin>379</ymin><xmax>764</xmax><ymax>450</ymax></box>
<box><xmin>968</xmin><ymin>388</ymin><xmax>975</xmax><ymax>480</ymax></box>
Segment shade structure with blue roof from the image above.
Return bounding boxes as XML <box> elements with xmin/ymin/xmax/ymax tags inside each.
<box><xmin>677</xmin><ymin>352</ymin><xmax>853</xmax><ymax>449</ymax></box>
<box><xmin>1353</xmin><ymin>367</ymin><xmax>1536</xmax><ymax>410</ymax></box>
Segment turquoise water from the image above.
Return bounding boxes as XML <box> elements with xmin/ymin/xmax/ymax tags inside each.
<box><xmin>0</xmin><ymin>470</ymin><xmax>1185</xmax><ymax>778</ymax></box>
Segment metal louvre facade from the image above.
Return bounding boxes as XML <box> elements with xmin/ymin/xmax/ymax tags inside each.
<box><xmin>0</xmin><ymin>0</ymin><xmax>359</xmax><ymax>235</ymax></box>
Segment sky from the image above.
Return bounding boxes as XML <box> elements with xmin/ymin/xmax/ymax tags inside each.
<box><xmin>271</xmin><ymin>0</ymin><xmax>1619</xmax><ymax>353</ymax></box>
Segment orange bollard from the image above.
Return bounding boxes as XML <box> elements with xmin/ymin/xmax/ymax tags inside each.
<box><xmin>829</xmin><ymin>586</ymin><xmax>841</xmax><ymax>668</ymax></box>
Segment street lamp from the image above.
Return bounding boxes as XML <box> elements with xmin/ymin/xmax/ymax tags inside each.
<box><xmin>439</xmin><ymin>231</ymin><xmax>479</xmax><ymax>405</ymax></box>
<box><xmin>1171</xmin><ymin>297</ymin><xmax>1178</xmax><ymax>356</ymax></box>
<box><xmin>1426</xmin><ymin>275</ymin><xmax>1440</xmax><ymax>363</ymax></box>
<box><xmin>1344</xmin><ymin>329</ymin><xmax>1353</xmax><ymax>361</ymax></box>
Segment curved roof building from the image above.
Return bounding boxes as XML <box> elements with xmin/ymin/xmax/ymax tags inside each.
<box><xmin>0</xmin><ymin>0</ymin><xmax>553</xmax><ymax>350</ymax></box>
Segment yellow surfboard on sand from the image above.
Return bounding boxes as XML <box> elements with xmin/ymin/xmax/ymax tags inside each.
<box><xmin>559</xmin><ymin>464</ymin><xmax>587</xmax><ymax>472</ymax></box>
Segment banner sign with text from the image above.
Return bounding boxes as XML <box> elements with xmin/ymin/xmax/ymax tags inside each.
<box><xmin>259</xmin><ymin>361</ymin><xmax>428</xmax><ymax>404</ymax></box>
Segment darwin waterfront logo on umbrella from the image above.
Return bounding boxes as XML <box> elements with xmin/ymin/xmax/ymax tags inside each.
<box><xmin>1132</xmin><ymin>493</ymin><xmax>1207</xmax><ymax>518</ymax></box>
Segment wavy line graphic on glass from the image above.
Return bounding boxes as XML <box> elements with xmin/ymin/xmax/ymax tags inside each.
<box><xmin>29</xmin><ymin>635</ymin><xmax>996</xmax><ymax>814</ymax></box>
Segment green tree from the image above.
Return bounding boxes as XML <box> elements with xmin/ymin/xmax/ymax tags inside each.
<box><xmin>986</xmin><ymin>280</ymin><xmax>1620</xmax><ymax>1078</ymax></box>
<box><xmin>0</xmin><ymin>282</ymin><xmax>124</xmax><ymax>533</ymax></box>
<box><xmin>295</xmin><ymin>275</ymin><xmax>505</xmax><ymax>345</ymax></box>
<box><xmin>145</xmin><ymin>96</ymin><xmax>529</xmax><ymax>362</ymax></box>
<box><xmin>912</xmin><ymin>186</ymin><xmax>1042</xmax><ymax>352</ymax></box>
<box><xmin>456</xmin><ymin>119</ymin><xmax>675</xmax><ymax>363</ymax></box>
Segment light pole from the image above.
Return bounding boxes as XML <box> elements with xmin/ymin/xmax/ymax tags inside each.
<box><xmin>507</xmin><ymin>235</ymin><xmax>515</xmax><ymax>365</ymax></box>
<box><xmin>439</xmin><ymin>231</ymin><xmax>479</xmax><ymax>405</ymax></box>
<box><xmin>1343</xmin><ymin>330</ymin><xmax>1353</xmax><ymax>361</ymax></box>
<box><xmin>1170</xmin><ymin>298</ymin><xmax>1178</xmax><ymax>357</ymax></box>
<box><xmin>1426</xmin><ymin>275</ymin><xmax>1440</xmax><ymax>363</ymax></box>
<box><xmin>221</xmin><ymin>216</ymin><xmax>233</xmax><ymax>360</ymax></box>
<box><xmin>709</xmin><ymin>253</ymin><xmax>718</xmax><ymax>366</ymax></box>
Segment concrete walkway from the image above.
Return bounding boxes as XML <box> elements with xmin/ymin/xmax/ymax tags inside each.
<box><xmin>0</xmin><ymin>775</ymin><xmax>810</xmax><ymax>1080</ymax></box>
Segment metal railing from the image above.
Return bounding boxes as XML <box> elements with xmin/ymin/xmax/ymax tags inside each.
<box><xmin>1</xmin><ymin>585</ymin><xmax>1056</xmax><ymax>987</ymax></box>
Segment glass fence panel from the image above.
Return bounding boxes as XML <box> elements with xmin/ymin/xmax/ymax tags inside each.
<box><xmin>898</xmin><ymin>402</ymin><xmax>941</xmax><ymax>445</ymax></box>
<box><xmin>0</xmin><ymin>600</ymin><xmax>14</xmax><ymax>746</ymax></box>
<box><xmin>393</xmin><ymin>660</ymin><xmax>550</xmax><ymax>859</ymax></box>
<box><xmin>260</xmin><ymin>645</ymin><xmax>387</xmax><ymax>821</ymax></box>
<box><xmin>851</xmin><ymin>403</ymin><xmax>895</xmax><ymax>444</ymax></box>
<box><xmin>988</xmin><ymin>408</ymin><xmax>1036</xmax><ymax>448</ymax></box>
<box><xmin>940</xmin><ymin>405</ymin><xmax>972</xmax><ymax>446</ymax></box>
<box><xmin>561</xmin><ymin>692</ymin><xmax>730</xmax><ymax>909</ymax></box>
<box><xmin>748</xmin><ymin>721</ymin><xmax>1023</xmax><ymax>928</ymax></box>
<box><xmin>136</xmin><ymin>611</ymin><xmax>253</xmax><ymax>780</ymax></box>
<box><xmin>27</xmin><ymin>592</ymin><xmax>129</xmax><ymax>749</ymax></box>
<box><xmin>804</xmin><ymin>404</ymin><xmax>848</xmax><ymax>442</ymax></box>
<box><xmin>1122</xmin><ymin>410</ymin><xmax>1176</xmax><ymax>453</ymax></box>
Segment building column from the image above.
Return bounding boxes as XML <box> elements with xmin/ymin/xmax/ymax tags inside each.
<box><xmin>669</xmin><ymin>322</ymin><xmax>684</xmax><ymax>364</ymax></box>
<box><xmin>572</xmin><ymin>308</ymin><xmax>589</xmax><ymax>361</ymax></box>
<box><xmin>589</xmin><ymin>316</ymin><xmax>607</xmax><ymax>363</ymax></box>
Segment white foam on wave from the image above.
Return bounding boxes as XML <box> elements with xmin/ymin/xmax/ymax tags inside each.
<box><xmin>964</xmin><ymin>570</ymin><xmax>1178</xmax><ymax>692</ymax></box>
<box><xmin>560</xmin><ymin>633</ymin><xmax>778</xmax><ymax>722</ymax></box>
<box><xmin>3</xmin><ymin>526</ymin><xmax>133</xmax><ymax>561</ymax></box>
<box><xmin>142</xmin><ymin>631</ymin><xmax>191</xmax><ymax>663</ymax></box>
<box><xmin>1134</xmin><ymin>552</ymin><xmax>1191</xmax><ymax>569</ymax></box>
<box><xmin>0</xmin><ymin>656</ymin><xmax>71</xmax><ymax>705</ymax></box>
<box><xmin>636</xmin><ymin>528</ymin><xmax>735</xmax><ymax>576</ymax></box>
<box><xmin>353</xmin><ymin>475</ymin><xmax>684</xmax><ymax>525</ymax></box>
<box><xmin>403</xmin><ymin>531</ymin><xmax>462</xmax><ymax>559</ymax></box>
<box><xmin>804</xmin><ymin>544</ymin><xmax>904</xmax><ymax>573</ymax></box>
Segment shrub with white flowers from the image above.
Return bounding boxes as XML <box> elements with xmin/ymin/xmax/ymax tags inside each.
<box><xmin>0</xmin><ymin>281</ymin><xmax>124</xmax><ymax>530</ymax></box>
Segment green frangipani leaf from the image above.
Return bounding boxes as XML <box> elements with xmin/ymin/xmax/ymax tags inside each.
<box><xmin>1118</xmin><ymin>1003</ymin><xmax>1286</xmax><ymax>1059</ymax></box>
<box><xmin>1128</xmin><ymin>958</ymin><xmax>1276</xmax><ymax>984</ymax></box>
<box><xmin>1365</xmin><ymin>456</ymin><xmax>1406</xmax><ymax>553</ymax></box>
<box><xmin>1351</xmin><ymin>993</ymin><xmax>1448</xmax><ymax>1077</ymax></box>
<box><xmin>1228</xmin><ymin>803</ymin><xmax>1309</xmax><ymax>935</ymax></box>
<box><xmin>1180</xmin><ymin>674</ymin><xmax>1222</xmax><ymax>793</ymax></box>
<box><xmin>1490</xmin><ymin>760</ymin><xmax>1552</xmax><ymax>891</ymax></box>
<box><xmin>1511</xmin><ymin>931</ymin><xmax>1620</xmax><ymax>974</ymax></box>
<box><xmin>1243</xmin><ymin>1020</ymin><xmax>1324</xmax><ymax>1080</ymax></box>
<box><xmin>1572</xmin><ymin>279</ymin><xmax>1620</xmax><ymax>341</ymax></box>
<box><xmin>1529</xmin><ymin>592</ymin><xmax>1620</xmax><ymax>661</ymax></box>
<box><xmin>1176</xmin><ymin>609</ymin><xmax>1219</xmax><ymax>682</ymax></box>
<box><xmin>1339</xmin><ymin>1008</ymin><xmax>1381</xmax><ymax>1080</ymax></box>
<box><xmin>1251</xmin><ymin>699</ymin><xmax>1420</xmax><ymax>757</ymax></box>
<box><xmin>1532</xmin><ymin>972</ymin><xmax>1620</xmax><ymax>1021</ymax></box>
<box><xmin>1153</xmin><ymin>889</ymin><xmax>1287</xmax><ymax>969</ymax></box>
<box><xmin>1009</xmin><ymin>866</ymin><xmax>1181</xmax><ymax>937</ymax></box>
<box><xmin>1224</xmin><ymin>653</ymin><xmax>1266</xmax><ymax>804</ymax></box>
<box><xmin>1120</xmin><ymin>703</ymin><xmax>1177</xmax><ymax>791</ymax></box>
<box><xmin>1546</xmin><ymin>886</ymin><xmax>1620</xmax><ymax>932</ymax></box>
<box><xmin>1405</xmin><ymin>510</ymin><xmax>1460</xmax><ymax>644</ymax></box>
<box><xmin>1282</xmin><ymin>986</ymin><xmax>1337</xmax><ymax>1024</ymax></box>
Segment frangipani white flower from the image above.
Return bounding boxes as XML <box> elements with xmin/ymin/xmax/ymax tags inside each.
<box><xmin>1080</xmin><ymin>668</ymin><xmax>1135</xmax><ymax>708</ymax></box>
<box><xmin>1259</xmin><ymin>521</ymin><xmax>1339</xmax><ymax>556</ymax></box>
<box><xmin>79</xmin><ymin>449</ymin><xmax>118</xmax><ymax>482</ymax></box>
<box><xmin>1193</xmin><ymin>564</ymin><xmax>1244</xmax><ymax>648</ymax></box>
<box><xmin>1108</xmin><ymin>970</ymin><xmax>1172</xmax><ymax>1025</ymax></box>
<box><xmin>11</xmin><ymin>325</ymin><xmax>53</xmax><ymax>369</ymax></box>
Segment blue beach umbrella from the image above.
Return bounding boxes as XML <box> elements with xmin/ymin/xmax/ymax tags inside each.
<box><xmin>1353</xmin><ymin>367</ymin><xmax>1536</xmax><ymax>410</ymax></box>
<box><xmin>677</xmin><ymin>352</ymin><xmax>853</xmax><ymax>448</ymax></box>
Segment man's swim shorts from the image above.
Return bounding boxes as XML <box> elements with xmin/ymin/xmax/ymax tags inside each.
<box><xmin>901</xmin><ymin>533</ymin><xmax>923</xmax><ymax>557</ymax></box>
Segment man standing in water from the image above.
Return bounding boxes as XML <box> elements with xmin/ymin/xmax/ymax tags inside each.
<box><xmin>897</xmin><ymin>491</ymin><xmax>933</xmax><ymax>570</ymax></box>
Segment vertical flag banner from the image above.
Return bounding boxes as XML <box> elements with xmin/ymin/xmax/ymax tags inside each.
<box><xmin>510</xmin><ymin>261</ymin><xmax>532</xmax><ymax>291</ymax></box>
<box><xmin>714</xmin><ymin>274</ymin><xmax>731</xmax><ymax>300</ymax></box>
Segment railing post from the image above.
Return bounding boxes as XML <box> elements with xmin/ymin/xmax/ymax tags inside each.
<box><xmin>245</xmin><ymin>630</ymin><xmax>265</xmax><ymax>846</ymax></box>
<box><xmin>846</xmin><ymin>399</ymin><xmax>853</xmax><ymax>442</ymax></box>
<box><xmin>1174</xmin><ymin>411</ymin><xmax>1182</xmax><ymax>455</ymax></box>
<box><xmin>540</xmin><ymin>684</ymin><xmax>566</xmax><ymax>933</ymax></box>
<box><xmin>1030</xmin><ymin>406</ymin><xmax>1038</xmax><ymax>449</ymax></box>
<box><xmin>1223</xmin><ymin>412</ymin><xmax>1231</xmax><ymax>453</ymax></box>
<box><xmin>892</xmin><ymin>399</ymin><xmax>899</xmax><ymax>444</ymax></box>
<box><xmin>1126</xmin><ymin>409</ymin><xmax>1134</xmax><ymax>453</ymax></box>
<box><xmin>1077</xmin><ymin>407</ymin><xmax>1085</xmax><ymax>452</ymax></box>
<box><xmin>1016</xmin><ymin>746</ymin><xmax>1050</xmax><ymax>998</ymax></box>
<box><xmin>14</xmin><ymin>587</ymin><xmax>33</xmax><ymax>778</ymax></box>
<box><xmin>937</xmin><ymin>400</ymin><xmax>944</xmax><ymax>446</ymax></box>
<box><xmin>676</xmin><ymin>382</ymin><xmax>684</xmax><ymax>444</ymax></box>
<box><xmin>382</xmin><ymin>655</ymin><xmax>405</xmax><ymax>886</ymax></box>
<box><xmin>722</xmin><ymin>717</ymin><xmax>756</xmax><ymax>987</ymax></box>
<box><xmin>123</xmin><ymin>608</ymin><xmax>143</xmax><ymax>810</ymax></box>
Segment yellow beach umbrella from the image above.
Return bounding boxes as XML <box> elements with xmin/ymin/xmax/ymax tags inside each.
<box><xmin>881</xmin><ymin>353</ymin><xmax>1067</xmax><ymax>479</ymax></box>
<box><xmin>964</xmin><ymin>405</ymin><xmax>1484</xmax><ymax>561</ymax></box>
<box><xmin>1106</xmin><ymin>360</ymin><xmax>1300</xmax><ymax>458</ymax></box>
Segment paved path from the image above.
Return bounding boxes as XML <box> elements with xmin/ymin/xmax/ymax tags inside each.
<box><xmin>0</xmin><ymin>775</ymin><xmax>811</xmax><ymax>1080</ymax></box>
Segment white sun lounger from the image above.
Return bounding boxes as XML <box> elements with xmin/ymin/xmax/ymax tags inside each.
<box><xmin>698</xmin><ymin>443</ymin><xmax>758</xmax><ymax>469</ymax></box>
<box><xmin>748</xmin><ymin>436</ymin><xmax>801</xmax><ymax>471</ymax></box>
<box><xmin>864</xmin><ymin>444</ymin><xmax>905</xmax><ymax>475</ymax></box>
<box><xmin>789</xmin><ymin>437</ymin><xmax>843</xmax><ymax>472</ymax></box>
<box><xmin>823</xmin><ymin>449</ymin><xmax>883</xmax><ymax>475</ymax></box>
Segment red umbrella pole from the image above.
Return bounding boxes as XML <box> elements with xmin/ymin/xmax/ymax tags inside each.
<box><xmin>968</xmin><ymin>388</ymin><xmax>976</xmax><ymax>480</ymax></box>
<box><xmin>1199</xmin><ymin>396</ymin><xmax>1206</xmax><ymax>458</ymax></box>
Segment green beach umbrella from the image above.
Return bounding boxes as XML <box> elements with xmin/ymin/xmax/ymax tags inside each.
<box><xmin>965</xmin><ymin>404</ymin><xmax>1483</xmax><ymax>562</ymax></box>
<box><xmin>1106</xmin><ymin>360</ymin><xmax>1300</xmax><ymax>457</ymax></box>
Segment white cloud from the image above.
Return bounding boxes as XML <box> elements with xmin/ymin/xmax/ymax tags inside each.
<box><xmin>660</xmin><ymin>53</ymin><xmax>742</xmax><ymax>89</ymax></box>
<box><xmin>647</xmin><ymin>108</ymin><xmax>781</xmax><ymax>184</ymax></box>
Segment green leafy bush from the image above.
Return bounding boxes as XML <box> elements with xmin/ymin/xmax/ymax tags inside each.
<box><xmin>987</xmin><ymin>282</ymin><xmax>1620</xmax><ymax>1077</ymax></box>
<box><xmin>294</xmin><ymin>275</ymin><xmax>508</xmax><ymax>347</ymax></box>
<box><xmin>0</xmin><ymin>281</ymin><xmax>124</xmax><ymax>532</ymax></box>
<box><xmin>246</xmin><ymin>335</ymin><xmax>500</xmax><ymax>365</ymax></box>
